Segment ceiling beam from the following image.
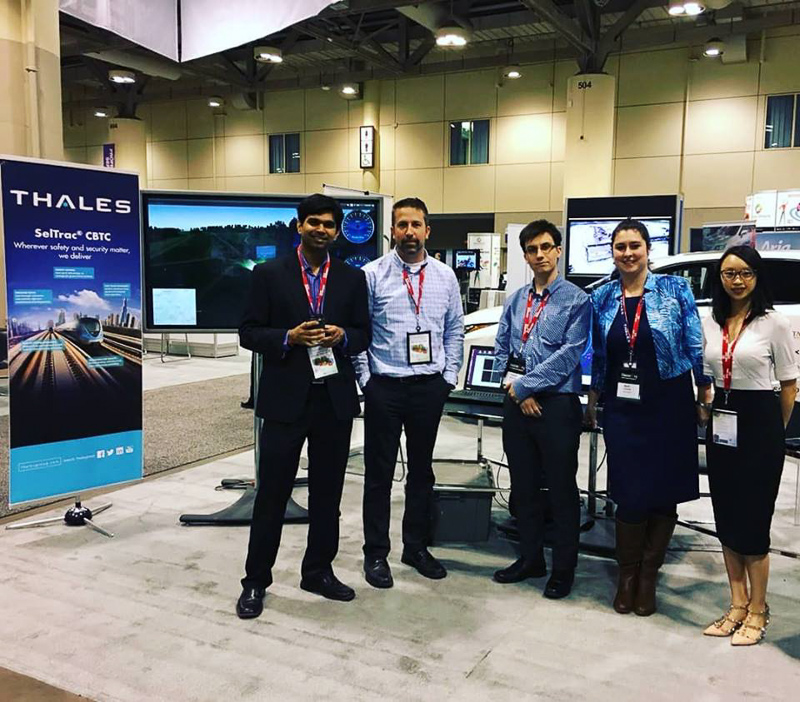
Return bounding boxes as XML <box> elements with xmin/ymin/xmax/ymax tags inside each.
<box><xmin>340</xmin><ymin>15</ymin><xmax>405</xmax><ymax>70</ymax></box>
<box><xmin>405</xmin><ymin>36</ymin><xmax>436</xmax><ymax>69</ymax></box>
<box><xmin>300</xmin><ymin>21</ymin><xmax>405</xmax><ymax>74</ymax></box>
<box><xmin>518</xmin><ymin>0</ymin><xmax>592</xmax><ymax>54</ymax></box>
<box><xmin>596</xmin><ymin>0</ymin><xmax>662</xmax><ymax>64</ymax></box>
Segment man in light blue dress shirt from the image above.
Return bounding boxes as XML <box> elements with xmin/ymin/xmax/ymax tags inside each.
<box><xmin>354</xmin><ymin>197</ymin><xmax>464</xmax><ymax>589</ymax></box>
<box><xmin>493</xmin><ymin>220</ymin><xmax>590</xmax><ymax>599</ymax></box>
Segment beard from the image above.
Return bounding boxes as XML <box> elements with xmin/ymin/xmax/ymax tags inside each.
<box><xmin>399</xmin><ymin>238</ymin><xmax>421</xmax><ymax>254</ymax></box>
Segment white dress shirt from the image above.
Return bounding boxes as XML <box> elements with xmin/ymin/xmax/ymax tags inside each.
<box><xmin>702</xmin><ymin>310</ymin><xmax>798</xmax><ymax>390</ymax></box>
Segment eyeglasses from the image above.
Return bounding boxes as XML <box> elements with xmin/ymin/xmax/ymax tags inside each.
<box><xmin>525</xmin><ymin>243</ymin><xmax>557</xmax><ymax>255</ymax></box>
<box><xmin>720</xmin><ymin>269</ymin><xmax>756</xmax><ymax>281</ymax></box>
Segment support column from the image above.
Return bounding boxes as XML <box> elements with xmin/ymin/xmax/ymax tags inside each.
<box><xmin>562</xmin><ymin>74</ymin><xmax>615</xmax><ymax>199</ymax></box>
<box><xmin>0</xmin><ymin>0</ymin><xmax>63</xmax><ymax>159</ymax></box>
<box><xmin>361</xmin><ymin>80</ymin><xmax>381</xmax><ymax>193</ymax></box>
<box><xmin>107</xmin><ymin>118</ymin><xmax>148</xmax><ymax>187</ymax></box>
<box><xmin>0</xmin><ymin>0</ymin><xmax>62</xmax><ymax>328</ymax></box>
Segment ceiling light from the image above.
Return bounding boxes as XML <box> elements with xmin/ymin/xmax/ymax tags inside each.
<box><xmin>321</xmin><ymin>84</ymin><xmax>332</xmax><ymax>91</ymax></box>
<box><xmin>703</xmin><ymin>38</ymin><xmax>724</xmax><ymax>57</ymax></box>
<box><xmin>668</xmin><ymin>0</ymin><xmax>685</xmax><ymax>15</ymax></box>
<box><xmin>108</xmin><ymin>69</ymin><xmax>136</xmax><ymax>84</ymax></box>
<box><xmin>208</xmin><ymin>96</ymin><xmax>224</xmax><ymax>108</ymax></box>
<box><xmin>93</xmin><ymin>108</ymin><xmax>109</xmax><ymax>118</ymax></box>
<box><xmin>435</xmin><ymin>26</ymin><xmax>470</xmax><ymax>48</ymax></box>
<box><xmin>503</xmin><ymin>66</ymin><xmax>522</xmax><ymax>79</ymax></box>
<box><xmin>683</xmin><ymin>1</ymin><xmax>705</xmax><ymax>15</ymax></box>
<box><xmin>254</xmin><ymin>46</ymin><xmax>283</xmax><ymax>63</ymax></box>
<box><xmin>340</xmin><ymin>83</ymin><xmax>360</xmax><ymax>98</ymax></box>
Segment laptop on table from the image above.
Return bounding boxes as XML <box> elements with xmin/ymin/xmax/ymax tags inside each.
<box><xmin>448</xmin><ymin>346</ymin><xmax>506</xmax><ymax>406</ymax></box>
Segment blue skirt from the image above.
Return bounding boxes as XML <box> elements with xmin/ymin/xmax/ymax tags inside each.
<box><xmin>603</xmin><ymin>370</ymin><xmax>699</xmax><ymax>510</ymax></box>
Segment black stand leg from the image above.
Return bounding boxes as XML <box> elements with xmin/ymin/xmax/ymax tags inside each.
<box><xmin>179</xmin><ymin>485</ymin><xmax>309</xmax><ymax>526</ymax></box>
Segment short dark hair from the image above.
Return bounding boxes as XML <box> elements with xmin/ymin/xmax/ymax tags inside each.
<box><xmin>611</xmin><ymin>219</ymin><xmax>651</xmax><ymax>249</ymax></box>
<box><xmin>297</xmin><ymin>194</ymin><xmax>344</xmax><ymax>231</ymax></box>
<box><xmin>519</xmin><ymin>220</ymin><xmax>561</xmax><ymax>251</ymax></box>
<box><xmin>392</xmin><ymin>197</ymin><xmax>429</xmax><ymax>226</ymax></box>
<box><xmin>711</xmin><ymin>245</ymin><xmax>773</xmax><ymax>327</ymax></box>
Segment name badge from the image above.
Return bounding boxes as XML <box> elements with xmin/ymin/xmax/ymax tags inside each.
<box><xmin>712</xmin><ymin>409</ymin><xmax>738</xmax><ymax>447</ymax></box>
<box><xmin>616</xmin><ymin>361</ymin><xmax>641</xmax><ymax>402</ymax></box>
<box><xmin>407</xmin><ymin>330</ymin><xmax>432</xmax><ymax>365</ymax></box>
<box><xmin>505</xmin><ymin>354</ymin><xmax>526</xmax><ymax>386</ymax></box>
<box><xmin>307</xmin><ymin>346</ymin><xmax>338</xmax><ymax>379</ymax></box>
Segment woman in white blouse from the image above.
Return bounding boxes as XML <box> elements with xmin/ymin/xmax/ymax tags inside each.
<box><xmin>701</xmin><ymin>246</ymin><xmax>797</xmax><ymax>645</ymax></box>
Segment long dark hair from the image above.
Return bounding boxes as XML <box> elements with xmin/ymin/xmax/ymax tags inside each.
<box><xmin>711</xmin><ymin>245</ymin><xmax>773</xmax><ymax>327</ymax></box>
<box><xmin>609</xmin><ymin>219</ymin><xmax>651</xmax><ymax>280</ymax></box>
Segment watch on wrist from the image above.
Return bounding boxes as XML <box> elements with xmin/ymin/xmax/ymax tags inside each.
<box><xmin>696</xmin><ymin>401</ymin><xmax>712</xmax><ymax>410</ymax></box>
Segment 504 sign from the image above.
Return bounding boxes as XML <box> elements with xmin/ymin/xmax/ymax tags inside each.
<box><xmin>577</xmin><ymin>80</ymin><xmax>593</xmax><ymax>89</ymax></box>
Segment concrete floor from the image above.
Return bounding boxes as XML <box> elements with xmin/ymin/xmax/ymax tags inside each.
<box><xmin>1</xmin><ymin>352</ymin><xmax>800</xmax><ymax>701</ymax></box>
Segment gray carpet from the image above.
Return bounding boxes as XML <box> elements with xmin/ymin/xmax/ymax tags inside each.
<box><xmin>0</xmin><ymin>373</ymin><xmax>253</xmax><ymax>519</ymax></box>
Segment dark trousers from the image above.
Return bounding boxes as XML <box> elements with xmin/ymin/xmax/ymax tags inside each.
<box><xmin>362</xmin><ymin>373</ymin><xmax>450</xmax><ymax>558</ymax></box>
<box><xmin>502</xmin><ymin>393</ymin><xmax>582</xmax><ymax>572</ymax></box>
<box><xmin>241</xmin><ymin>385</ymin><xmax>353</xmax><ymax>589</ymax></box>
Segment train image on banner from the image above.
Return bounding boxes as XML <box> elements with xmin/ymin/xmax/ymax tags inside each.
<box><xmin>55</xmin><ymin>316</ymin><xmax>104</xmax><ymax>346</ymax></box>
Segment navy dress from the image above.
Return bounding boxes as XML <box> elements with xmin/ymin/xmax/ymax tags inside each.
<box><xmin>602</xmin><ymin>297</ymin><xmax>699</xmax><ymax>511</ymax></box>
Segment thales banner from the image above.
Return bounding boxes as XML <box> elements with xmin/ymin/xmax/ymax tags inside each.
<box><xmin>0</xmin><ymin>158</ymin><xmax>143</xmax><ymax>505</ymax></box>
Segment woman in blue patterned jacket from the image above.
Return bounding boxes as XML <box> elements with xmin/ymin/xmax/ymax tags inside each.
<box><xmin>585</xmin><ymin>220</ymin><xmax>712</xmax><ymax>617</ymax></box>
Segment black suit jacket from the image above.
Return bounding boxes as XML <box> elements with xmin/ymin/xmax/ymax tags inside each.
<box><xmin>239</xmin><ymin>254</ymin><xmax>370</xmax><ymax>423</ymax></box>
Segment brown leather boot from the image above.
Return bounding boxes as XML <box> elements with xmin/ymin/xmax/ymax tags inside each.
<box><xmin>634</xmin><ymin>513</ymin><xmax>677</xmax><ymax>617</ymax></box>
<box><xmin>613</xmin><ymin>519</ymin><xmax>647</xmax><ymax>614</ymax></box>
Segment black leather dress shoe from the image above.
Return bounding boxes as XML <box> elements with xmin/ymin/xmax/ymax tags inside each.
<box><xmin>364</xmin><ymin>557</ymin><xmax>394</xmax><ymax>588</ymax></box>
<box><xmin>493</xmin><ymin>556</ymin><xmax>547</xmax><ymax>583</ymax></box>
<box><xmin>236</xmin><ymin>586</ymin><xmax>266</xmax><ymax>619</ymax></box>
<box><xmin>401</xmin><ymin>548</ymin><xmax>447</xmax><ymax>580</ymax></box>
<box><xmin>544</xmin><ymin>570</ymin><xmax>575</xmax><ymax>599</ymax></box>
<box><xmin>300</xmin><ymin>572</ymin><xmax>356</xmax><ymax>601</ymax></box>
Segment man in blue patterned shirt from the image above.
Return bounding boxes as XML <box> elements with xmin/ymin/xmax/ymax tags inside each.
<box><xmin>354</xmin><ymin>197</ymin><xmax>464</xmax><ymax>589</ymax></box>
<box><xmin>493</xmin><ymin>219</ymin><xmax>590</xmax><ymax>599</ymax></box>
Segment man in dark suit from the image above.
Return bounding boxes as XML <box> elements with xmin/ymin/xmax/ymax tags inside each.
<box><xmin>236</xmin><ymin>194</ymin><xmax>371</xmax><ymax>619</ymax></box>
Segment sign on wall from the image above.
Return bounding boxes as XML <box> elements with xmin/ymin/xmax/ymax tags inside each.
<box><xmin>360</xmin><ymin>126</ymin><xmax>375</xmax><ymax>169</ymax></box>
<box><xmin>776</xmin><ymin>190</ymin><xmax>800</xmax><ymax>228</ymax></box>
<box><xmin>1</xmin><ymin>158</ymin><xmax>143</xmax><ymax>504</ymax></box>
<box><xmin>752</xmin><ymin>190</ymin><xmax>778</xmax><ymax>229</ymax></box>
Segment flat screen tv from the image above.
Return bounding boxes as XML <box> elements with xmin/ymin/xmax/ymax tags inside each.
<box><xmin>454</xmin><ymin>249</ymin><xmax>480</xmax><ymax>270</ymax></box>
<box><xmin>566</xmin><ymin>217</ymin><xmax>672</xmax><ymax>277</ymax></box>
<box><xmin>689</xmin><ymin>221</ymin><xmax>756</xmax><ymax>252</ymax></box>
<box><xmin>142</xmin><ymin>191</ymin><xmax>382</xmax><ymax>332</ymax></box>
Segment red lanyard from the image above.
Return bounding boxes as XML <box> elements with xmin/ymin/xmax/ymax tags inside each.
<box><xmin>297</xmin><ymin>247</ymin><xmax>330</xmax><ymax>315</ymax></box>
<box><xmin>721</xmin><ymin>319</ymin><xmax>749</xmax><ymax>394</ymax></box>
<box><xmin>620</xmin><ymin>286</ymin><xmax>645</xmax><ymax>361</ymax></box>
<box><xmin>402</xmin><ymin>266</ymin><xmax>426</xmax><ymax>326</ymax></box>
<box><xmin>521</xmin><ymin>290</ymin><xmax>549</xmax><ymax>344</ymax></box>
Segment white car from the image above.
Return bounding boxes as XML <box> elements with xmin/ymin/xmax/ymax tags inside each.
<box><xmin>458</xmin><ymin>250</ymin><xmax>800</xmax><ymax>394</ymax></box>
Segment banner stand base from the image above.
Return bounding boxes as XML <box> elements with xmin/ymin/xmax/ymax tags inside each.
<box><xmin>178</xmin><ymin>485</ymin><xmax>309</xmax><ymax>526</ymax></box>
<box><xmin>6</xmin><ymin>499</ymin><xmax>115</xmax><ymax>538</ymax></box>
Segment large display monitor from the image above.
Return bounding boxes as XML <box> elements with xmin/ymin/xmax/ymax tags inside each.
<box><xmin>566</xmin><ymin>217</ymin><xmax>672</xmax><ymax>276</ymax></box>
<box><xmin>689</xmin><ymin>221</ymin><xmax>756</xmax><ymax>252</ymax></box>
<box><xmin>454</xmin><ymin>249</ymin><xmax>480</xmax><ymax>270</ymax></box>
<box><xmin>142</xmin><ymin>191</ymin><xmax>382</xmax><ymax>332</ymax></box>
<box><xmin>563</xmin><ymin>195</ymin><xmax>682</xmax><ymax>285</ymax></box>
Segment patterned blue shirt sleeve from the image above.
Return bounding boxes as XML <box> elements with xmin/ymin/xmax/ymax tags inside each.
<box><xmin>513</xmin><ymin>293</ymin><xmax>591</xmax><ymax>400</ymax></box>
<box><xmin>590</xmin><ymin>290</ymin><xmax>606</xmax><ymax>392</ymax></box>
<box><xmin>676</xmin><ymin>276</ymin><xmax>712</xmax><ymax>387</ymax></box>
